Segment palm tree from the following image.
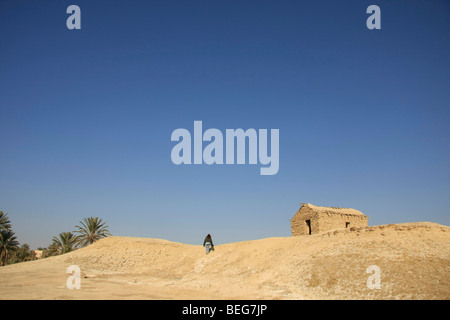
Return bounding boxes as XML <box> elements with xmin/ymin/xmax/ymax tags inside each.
<box><xmin>51</xmin><ymin>232</ymin><xmax>79</xmax><ymax>255</ymax></box>
<box><xmin>0</xmin><ymin>211</ymin><xmax>12</xmax><ymax>231</ymax></box>
<box><xmin>46</xmin><ymin>243</ymin><xmax>61</xmax><ymax>257</ymax></box>
<box><xmin>14</xmin><ymin>244</ymin><xmax>34</xmax><ymax>262</ymax></box>
<box><xmin>0</xmin><ymin>229</ymin><xmax>19</xmax><ymax>266</ymax></box>
<box><xmin>75</xmin><ymin>217</ymin><xmax>111</xmax><ymax>247</ymax></box>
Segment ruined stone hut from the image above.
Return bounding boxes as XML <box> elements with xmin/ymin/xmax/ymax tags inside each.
<box><xmin>291</xmin><ymin>203</ymin><xmax>369</xmax><ymax>235</ymax></box>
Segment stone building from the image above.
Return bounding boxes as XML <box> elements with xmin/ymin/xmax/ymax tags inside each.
<box><xmin>32</xmin><ymin>250</ymin><xmax>43</xmax><ymax>259</ymax></box>
<box><xmin>290</xmin><ymin>203</ymin><xmax>368</xmax><ymax>236</ymax></box>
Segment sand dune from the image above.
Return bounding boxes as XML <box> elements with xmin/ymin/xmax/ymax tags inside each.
<box><xmin>0</xmin><ymin>222</ymin><xmax>449</xmax><ymax>299</ymax></box>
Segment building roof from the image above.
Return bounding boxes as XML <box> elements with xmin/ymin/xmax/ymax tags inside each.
<box><xmin>300</xmin><ymin>203</ymin><xmax>367</xmax><ymax>217</ymax></box>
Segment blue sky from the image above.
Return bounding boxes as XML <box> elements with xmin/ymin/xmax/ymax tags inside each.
<box><xmin>1</xmin><ymin>0</ymin><xmax>449</xmax><ymax>249</ymax></box>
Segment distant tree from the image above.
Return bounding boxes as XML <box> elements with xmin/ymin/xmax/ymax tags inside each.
<box><xmin>0</xmin><ymin>211</ymin><xmax>12</xmax><ymax>231</ymax></box>
<box><xmin>46</xmin><ymin>243</ymin><xmax>61</xmax><ymax>257</ymax></box>
<box><xmin>75</xmin><ymin>217</ymin><xmax>111</xmax><ymax>247</ymax></box>
<box><xmin>13</xmin><ymin>243</ymin><xmax>34</xmax><ymax>263</ymax></box>
<box><xmin>0</xmin><ymin>229</ymin><xmax>19</xmax><ymax>266</ymax></box>
<box><xmin>51</xmin><ymin>232</ymin><xmax>79</xmax><ymax>255</ymax></box>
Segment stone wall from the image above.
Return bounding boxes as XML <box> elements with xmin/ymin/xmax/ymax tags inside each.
<box><xmin>291</xmin><ymin>205</ymin><xmax>318</xmax><ymax>235</ymax></box>
<box><xmin>315</xmin><ymin>213</ymin><xmax>368</xmax><ymax>234</ymax></box>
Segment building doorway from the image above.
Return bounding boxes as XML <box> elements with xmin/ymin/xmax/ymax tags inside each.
<box><xmin>305</xmin><ymin>220</ymin><xmax>311</xmax><ymax>235</ymax></box>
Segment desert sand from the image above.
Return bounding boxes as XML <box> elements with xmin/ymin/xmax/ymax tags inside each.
<box><xmin>0</xmin><ymin>222</ymin><xmax>449</xmax><ymax>300</ymax></box>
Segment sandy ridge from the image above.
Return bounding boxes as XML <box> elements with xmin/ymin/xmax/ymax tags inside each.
<box><xmin>0</xmin><ymin>222</ymin><xmax>449</xmax><ymax>299</ymax></box>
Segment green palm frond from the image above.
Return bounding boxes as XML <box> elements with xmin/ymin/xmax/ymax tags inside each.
<box><xmin>51</xmin><ymin>232</ymin><xmax>79</xmax><ymax>255</ymax></box>
<box><xmin>0</xmin><ymin>211</ymin><xmax>12</xmax><ymax>231</ymax></box>
<box><xmin>0</xmin><ymin>229</ymin><xmax>19</xmax><ymax>266</ymax></box>
<box><xmin>75</xmin><ymin>217</ymin><xmax>111</xmax><ymax>247</ymax></box>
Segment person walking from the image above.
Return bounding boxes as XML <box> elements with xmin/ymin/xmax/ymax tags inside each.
<box><xmin>203</xmin><ymin>234</ymin><xmax>214</xmax><ymax>254</ymax></box>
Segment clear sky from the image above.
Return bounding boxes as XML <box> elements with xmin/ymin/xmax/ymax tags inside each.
<box><xmin>1</xmin><ymin>0</ymin><xmax>449</xmax><ymax>249</ymax></box>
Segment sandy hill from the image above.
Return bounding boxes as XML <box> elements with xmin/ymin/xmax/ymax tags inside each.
<box><xmin>0</xmin><ymin>222</ymin><xmax>449</xmax><ymax>299</ymax></box>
